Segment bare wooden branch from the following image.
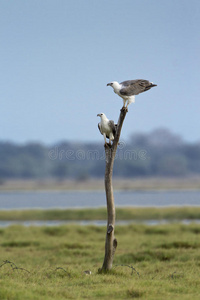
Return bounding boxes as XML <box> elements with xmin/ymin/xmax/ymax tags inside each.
<box><xmin>100</xmin><ymin>107</ymin><xmax>128</xmax><ymax>272</ymax></box>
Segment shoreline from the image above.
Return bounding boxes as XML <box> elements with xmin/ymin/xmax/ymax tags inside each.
<box><xmin>0</xmin><ymin>177</ymin><xmax>200</xmax><ymax>191</ymax></box>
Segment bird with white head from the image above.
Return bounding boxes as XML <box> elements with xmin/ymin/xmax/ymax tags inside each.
<box><xmin>107</xmin><ymin>79</ymin><xmax>157</xmax><ymax>109</ymax></box>
<box><xmin>97</xmin><ymin>113</ymin><xmax>117</xmax><ymax>145</ymax></box>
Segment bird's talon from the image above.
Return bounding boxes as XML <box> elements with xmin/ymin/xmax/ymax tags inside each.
<box><xmin>121</xmin><ymin>106</ymin><xmax>128</xmax><ymax>112</ymax></box>
<box><xmin>104</xmin><ymin>143</ymin><xmax>111</xmax><ymax>148</ymax></box>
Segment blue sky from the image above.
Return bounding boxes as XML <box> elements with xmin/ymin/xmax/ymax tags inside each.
<box><xmin>1</xmin><ymin>0</ymin><xmax>200</xmax><ymax>144</ymax></box>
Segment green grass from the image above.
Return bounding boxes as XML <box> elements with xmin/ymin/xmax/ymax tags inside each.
<box><xmin>1</xmin><ymin>206</ymin><xmax>200</xmax><ymax>221</ymax></box>
<box><xmin>1</xmin><ymin>224</ymin><xmax>200</xmax><ymax>299</ymax></box>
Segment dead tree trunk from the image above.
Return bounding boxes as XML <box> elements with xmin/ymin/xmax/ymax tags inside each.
<box><xmin>100</xmin><ymin>107</ymin><xmax>128</xmax><ymax>272</ymax></box>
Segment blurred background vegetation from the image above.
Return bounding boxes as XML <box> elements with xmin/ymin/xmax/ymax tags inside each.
<box><xmin>0</xmin><ymin>128</ymin><xmax>200</xmax><ymax>181</ymax></box>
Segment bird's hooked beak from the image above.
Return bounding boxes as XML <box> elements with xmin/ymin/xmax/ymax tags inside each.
<box><xmin>107</xmin><ymin>83</ymin><xmax>112</xmax><ymax>87</ymax></box>
<box><xmin>97</xmin><ymin>114</ymin><xmax>101</xmax><ymax>117</ymax></box>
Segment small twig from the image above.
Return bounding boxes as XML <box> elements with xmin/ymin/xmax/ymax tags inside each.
<box><xmin>0</xmin><ymin>260</ymin><xmax>30</xmax><ymax>274</ymax></box>
<box><xmin>54</xmin><ymin>267</ymin><xmax>68</xmax><ymax>273</ymax></box>
<box><xmin>54</xmin><ymin>267</ymin><xmax>71</xmax><ymax>277</ymax></box>
<box><xmin>13</xmin><ymin>267</ymin><xmax>30</xmax><ymax>273</ymax></box>
<box><xmin>0</xmin><ymin>261</ymin><xmax>8</xmax><ymax>268</ymax></box>
<box><xmin>114</xmin><ymin>264</ymin><xmax>140</xmax><ymax>277</ymax></box>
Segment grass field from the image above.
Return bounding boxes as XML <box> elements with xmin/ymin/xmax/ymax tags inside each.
<box><xmin>1</xmin><ymin>223</ymin><xmax>200</xmax><ymax>299</ymax></box>
<box><xmin>1</xmin><ymin>206</ymin><xmax>200</xmax><ymax>222</ymax></box>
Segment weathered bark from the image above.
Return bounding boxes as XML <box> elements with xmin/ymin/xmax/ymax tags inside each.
<box><xmin>100</xmin><ymin>107</ymin><xmax>128</xmax><ymax>271</ymax></box>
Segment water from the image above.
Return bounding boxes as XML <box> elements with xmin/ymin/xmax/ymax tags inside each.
<box><xmin>0</xmin><ymin>219</ymin><xmax>200</xmax><ymax>228</ymax></box>
<box><xmin>0</xmin><ymin>190</ymin><xmax>199</xmax><ymax>210</ymax></box>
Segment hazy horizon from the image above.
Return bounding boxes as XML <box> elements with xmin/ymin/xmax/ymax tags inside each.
<box><xmin>1</xmin><ymin>126</ymin><xmax>199</xmax><ymax>146</ymax></box>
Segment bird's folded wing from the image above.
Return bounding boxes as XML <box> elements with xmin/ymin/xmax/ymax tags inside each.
<box><xmin>98</xmin><ymin>123</ymin><xmax>103</xmax><ymax>135</ymax></box>
<box><xmin>120</xmin><ymin>79</ymin><xmax>151</xmax><ymax>96</ymax></box>
<box><xmin>108</xmin><ymin>120</ymin><xmax>117</xmax><ymax>136</ymax></box>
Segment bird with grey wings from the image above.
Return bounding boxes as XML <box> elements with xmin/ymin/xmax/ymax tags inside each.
<box><xmin>107</xmin><ymin>79</ymin><xmax>157</xmax><ymax>109</ymax></box>
<box><xmin>97</xmin><ymin>113</ymin><xmax>117</xmax><ymax>145</ymax></box>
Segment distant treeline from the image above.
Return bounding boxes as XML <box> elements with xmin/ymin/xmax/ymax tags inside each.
<box><xmin>0</xmin><ymin>128</ymin><xmax>200</xmax><ymax>180</ymax></box>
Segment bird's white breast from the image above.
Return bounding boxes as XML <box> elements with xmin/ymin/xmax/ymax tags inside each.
<box><xmin>112</xmin><ymin>83</ymin><xmax>122</xmax><ymax>95</ymax></box>
<box><xmin>101</xmin><ymin>119</ymin><xmax>110</xmax><ymax>133</ymax></box>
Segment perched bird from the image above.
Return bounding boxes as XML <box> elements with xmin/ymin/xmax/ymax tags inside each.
<box><xmin>97</xmin><ymin>113</ymin><xmax>117</xmax><ymax>145</ymax></box>
<box><xmin>107</xmin><ymin>79</ymin><xmax>157</xmax><ymax>109</ymax></box>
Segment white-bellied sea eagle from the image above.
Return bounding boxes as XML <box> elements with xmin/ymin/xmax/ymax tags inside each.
<box><xmin>107</xmin><ymin>79</ymin><xmax>157</xmax><ymax>109</ymax></box>
<box><xmin>97</xmin><ymin>113</ymin><xmax>117</xmax><ymax>145</ymax></box>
